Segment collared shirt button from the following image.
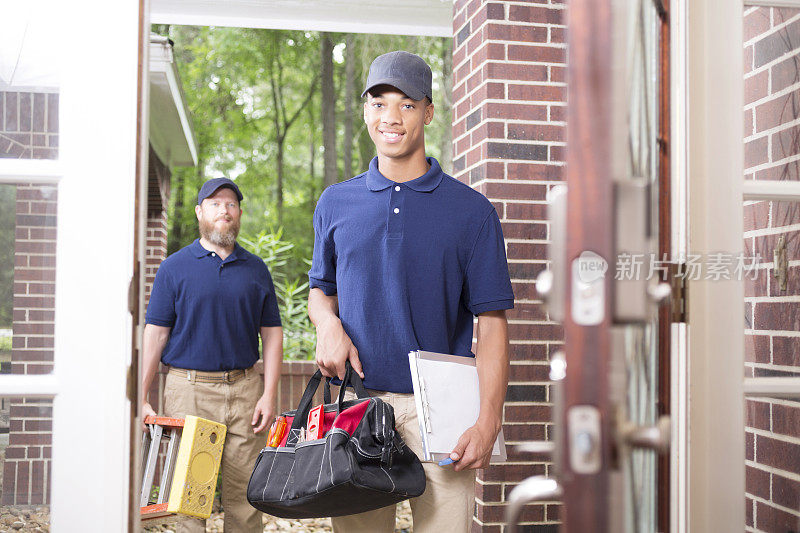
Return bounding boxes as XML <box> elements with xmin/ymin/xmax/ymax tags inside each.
<box><xmin>395</xmin><ymin>186</ymin><xmax>401</xmax><ymax>192</ymax></box>
<box><xmin>393</xmin><ymin>208</ymin><xmax>400</xmax><ymax>214</ymax></box>
<box><xmin>211</xmin><ymin>252</ymin><xmax>216</xmax><ymax>257</ymax></box>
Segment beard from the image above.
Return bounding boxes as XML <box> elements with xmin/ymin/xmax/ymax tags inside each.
<box><xmin>199</xmin><ymin>217</ymin><xmax>240</xmax><ymax>248</ymax></box>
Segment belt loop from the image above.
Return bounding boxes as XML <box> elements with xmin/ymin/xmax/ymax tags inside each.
<box><xmin>187</xmin><ymin>370</ymin><xmax>195</xmax><ymax>383</ymax></box>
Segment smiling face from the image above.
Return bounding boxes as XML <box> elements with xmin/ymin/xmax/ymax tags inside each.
<box><xmin>195</xmin><ymin>187</ymin><xmax>242</xmax><ymax>248</ymax></box>
<box><xmin>364</xmin><ymin>85</ymin><xmax>434</xmax><ymax>163</ymax></box>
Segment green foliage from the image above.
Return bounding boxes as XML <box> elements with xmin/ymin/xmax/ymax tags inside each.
<box><xmin>155</xmin><ymin>26</ymin><xmax>452</xmax><ymax>282</ymax></box>
<box><xmin>240</xmin><ymin>231</ymin><xmax>316</xmax><ymax>360</ymax></box>
<box><xmin>0</xmin><ymin>334</ymin><xmax>11</xmax><ymax>353</ymax></box>
<box><xmin>0</xmin><ymin>185</ymin><xmax>15</xmax><ymax>328</ymax></box>
<box><xmin>149</xmin><ymin>26</ymin><xmax>452</xmax><ymax>360</ymax></box>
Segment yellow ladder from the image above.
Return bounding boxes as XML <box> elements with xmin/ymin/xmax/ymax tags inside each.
<box><xmin>140</xmin><ymin>415</ymin><xmax>226</xmax><ymax>522</ymax></box>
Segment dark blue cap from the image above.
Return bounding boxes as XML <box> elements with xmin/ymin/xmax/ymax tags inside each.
<box><xmin>197</xmin><ymin>178</ymin><xmax>243</xmax><ymax>205</ymax></box>
<box><xmin>361</xmin><ymin>51</ymin><xmax>433</xmax><ymax>103</ymax></box>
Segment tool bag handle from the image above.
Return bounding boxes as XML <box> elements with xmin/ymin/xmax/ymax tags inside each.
<box><xmin>291</xmin><ymin>361</ymin><xmax>369</xmax><ymax>436</ymax></box>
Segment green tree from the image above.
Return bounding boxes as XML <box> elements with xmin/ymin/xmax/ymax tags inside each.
<box><xmin>150</xmin><ymin>27</ymin><xmax>453</xmax><ymax>358</ymax></box>
<box><xmin>0</xmin><ymin>185</ymin><xmax>15</xmax><ymax>328</ymax></box>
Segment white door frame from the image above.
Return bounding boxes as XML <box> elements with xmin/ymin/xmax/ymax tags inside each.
<box><xmin>681</xmin><ymin>0</ymin><xmax>746</xmax><ymax>531</ymax></box>
<box><xmin>0</xmin><ymin>0</ymin><xmax>142</xmax><ymax>529</ymax></box>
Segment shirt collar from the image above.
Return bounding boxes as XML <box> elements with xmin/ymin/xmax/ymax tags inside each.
<box><xmin>191</xmin><ymin>238</ymin><xmax>247</xmax><ymax>262</ymax></box>
<box><xmin>366</xmin><ymin>157</ymin><xmax>444</xmax><ymax>193</ymax></box>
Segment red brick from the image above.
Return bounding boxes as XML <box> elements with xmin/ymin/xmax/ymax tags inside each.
<box><xmin>754</xmin><ymin>301</ymin><xmax>800</xmax><ymax>331</ymax></box>
<box><xmin>4</xmin><ymin>447</ymin><xmax>25</xmax><ymax>459</ymax></box>
<box><xmin>744</xmin><ymin>8</ymin><xmax>771</xmax><ymax>43</ymax></box>
<box><xmin>30</xmin><ymin>461</ymin><xmax>45</xmax><ymax>505</ymax></box>
<box><xmin>486</xmin><ymin>23</ymin><xmax>548</xmax><ymax>43</ymax></box>
<box><xmin>509</xmin><ymin>323</ymin><xmax>563</xmax><ymax>341</ymax></box>
<box><xmin>755</xmin><ymin>90</ymin><xmax>800</xmax><ymax>133</ymax></box>
<box><xmin>508</xmin><ymin>362</ymin><xmax>550</xmax><ymax>382</ymax></box>
<box><xmin>549</xmin><ymin>106</ymin><xmax>566</xmax><ymax>124</ymax></box>
<box><xmin>756</xmin><ymin>434</ymin><xmax>800</xmax><ymax>475</ymax></box>
<box><xmin>483</xmin><ymin>463</ymin><xmax>546</xmax><ymax>483</ymax></box>
<box><xmin>772</xmin><ymin>403</ymin><xmax>800</xmax><ymax>438</ymax></box>
<box><xmin>508</xmin><ymin>5</ymin><xmax>563</xmax><ymax>25</ymax></box>
<box><xmin>771</xmin><ymin>54</ymin><xmax>800</xmax><ymax>93</ymax></box>
<box><xmin>507</xmin><ymin>44</ymin><xmax>566</xmax><ymax>63</ymax></box>
<box><xmin>509</xmin><ymin>261</ymin><xmax>545</xmax><ymax>280</ymax></box>
<box><xmin>474</xmin><ymin>481</ymin><xmax>503</xmax><ymax>502</ymax></box>
<box><xmin>487</xmin><ymin>62</ymin><xmax>548</xmax><ymax>82</ymax></box>
<box><xmin>510</xmin><ymin>281</ymin><xmax>538</xmax><ymax>300</ymax></box>
<box><xmin>745</xmin><ymin>70</ymin><xmax>769</xmax><ymax>105</ymax></box>
<box><xmin>744</xmin><ymin>334</ymin><xmax>770</xmax><ymax>364</ymax></box>
<box><xmin>478</xmin><ymin>502</ymin><xmax>543</xmax><ymax>523</ymax></box>
<box><xmin>506</xmin><ymin>162</ymin><xmax>563</xmax><ymax>181</ymax></box>
<box><xmin>507</xmin><ymin>242</ymin><xmax>547</xmax><ymax>260</ymax></box>
<box><xmin>755</xmin><ymin>501</ymin><xmax>800</xmax><ymax>532</ymax></box>
<box><xmin>773</xmin><ymin>335</ymin><xmax>800</xmax><ymax>366</ymax></box>
<box><xmin>13</xmin><ymin>296</ymin><xmax>55</xmax><ymax>309</ymax></box>
<box><xmin>485</xmin><ymin>102</ymin><xmax>547</xmax><ymax>121</ymax></box>
<box><xmin>771</xmin><ymin>124</ymin><xmax>800</xmax><ymax>162</ymax></box>
<box><xmin>745</xmin><ymin>108</ymin><xmax>753</xmax><ymax>136</ymax></box>
<box><xmin>509</xmin><ymin>342</ymin><xmax>548</xmax><ymax>361</ymax></box>
<box><xmin>772</xmin><ymin>472</ymin><xmax>800</xmax><ymax>510</ymax></box>
<box><xmin>506</xmin><ymin>202</ymin><xmax>547</xmax><ymax>219</ymax></box>
<box><xmin>484</xmin><ymin>182</ymin><xmax>547</xmax><ymax>200</ymax></box>
<box><xmin>470</xmin><ymin>521</ymin><xmax>500</xmax><ymax>533</ymax></box>
<box><xmin>24</xmin><ymin>419</ymin><xmax>53</xmax><ymax>432</ymax></box>
<box><xmin>506</xmin><ymin>302</ymin><xmax>547</xmax><ymax>321</ymax></box>
<box><xmin>502</xmin><ymin>223</ymin><xmax>546</xmax><ymax>241</ymax></box>
<box><xmin>508</xmin><ymin>123</ymin><xmax>564</xmax><ymax>142</ymax></box>
<box><xmin>745</xmin><ymin>399</ymin><xmax>770</xmax><ymax>431</ymax></box>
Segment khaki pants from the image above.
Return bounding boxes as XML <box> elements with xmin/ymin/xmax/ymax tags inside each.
<box><xmin>163</xmin><ymin>367</ymin><xmax>264</xmax><ymax>533</ymax></box>
<box><xmin>331</xmin><ymin>389</ymin><xmax>476</xmax><ymax>533</ymax></box>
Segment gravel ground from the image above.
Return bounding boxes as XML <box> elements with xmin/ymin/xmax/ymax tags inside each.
<box><xmin>142</xmin><ymin>499</ymin><xmax>413</xmax><ymax>532</ymax></box>
<box><xmin>0</xmin><ymin>500</ymin><xmax>412</xmax><ymax>532</ymax></box>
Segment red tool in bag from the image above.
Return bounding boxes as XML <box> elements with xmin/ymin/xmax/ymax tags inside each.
<box><xmin>247</xmin><ymin>362</ymin><xmax>426</xmax><ymax>518</ymax></box>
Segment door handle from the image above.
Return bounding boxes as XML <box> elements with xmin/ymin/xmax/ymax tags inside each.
<box><xmin>506</xmin><ymin>476</ymin><xmax>563</xmax><ymax>533</ymax></box>
<box><xmin>536</xmin><ymin>185</ymin><xmax>567</xmax><ymax>322</ymax></box>
<box><xmin>618</xmin><ymin>415</ymin><xmax>670</xmax><ymax>453</ymax></box>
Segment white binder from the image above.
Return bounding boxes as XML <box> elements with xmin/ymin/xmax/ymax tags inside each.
<box><xmin>407</xmin><ymin>350</ymin><xmax>507</xmax><ymax>463</ymax></box>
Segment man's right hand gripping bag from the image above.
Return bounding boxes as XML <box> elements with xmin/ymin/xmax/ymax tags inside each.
<box><xmin>247</xmin><ymin>362</ymin><xmax>426</xmax><ymax>518</ymax></box>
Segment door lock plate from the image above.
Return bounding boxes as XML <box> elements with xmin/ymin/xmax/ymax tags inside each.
<box><xmin>568</xmin><ymin>405</ymin><xmax>602</xmax><ymax>474</ymax></box>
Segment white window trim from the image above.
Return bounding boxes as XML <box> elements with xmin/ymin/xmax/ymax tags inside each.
<box><xmin>685</xmin><ymin>0</ymin><xmax>746</xmax><ymax>532</ymax></box>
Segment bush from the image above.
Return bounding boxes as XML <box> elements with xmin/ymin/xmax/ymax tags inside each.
<box><xmin>240</xmin><ymin>230</ymin><xmax>316</xmax><ymax>360</ymax></box>
<box><xmin>0</xmin><ymin>334</ymin><xmax>11</xmax><ymax>353</ymax></box>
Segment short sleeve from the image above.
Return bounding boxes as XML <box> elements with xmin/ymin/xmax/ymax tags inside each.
<box><xmin>260</xmin><ymin>267</ymin><xmax>283</xmax><ymax>327</ymax></box>
<box><xmin>145</xmin><ymin>263</ymin><xmax>177</xmax><ymax>327</ymax></box>
<box><xmin>308</xmin><ymin>192</ymin><xmax>338</xmax><ymax>296</ymax></box>
<box><xmin>464</xmin><ymin>209</ymin><xmax>515</xmax><ymax>315</ymax></box>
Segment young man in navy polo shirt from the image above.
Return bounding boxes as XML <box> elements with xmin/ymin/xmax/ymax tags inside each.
<box><xmin>142</xmin><ymin>178</ymin><xmax>283</xmax><ymax>532</ymax></box>
<box><xmin>308</xmin><ymin>51</ymin><xmax>513</xmax><ymax>533</ymax></box>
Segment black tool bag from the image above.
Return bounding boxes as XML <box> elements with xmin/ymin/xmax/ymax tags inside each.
<box><xmin>247</xmin><ymin>363</ymin><xmax>426</xmax><ymax>518</ymax></box>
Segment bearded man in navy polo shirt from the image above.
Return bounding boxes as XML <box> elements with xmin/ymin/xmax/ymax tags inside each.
<box><xmin>308</xmin><ymin>51</ymin><xmax>514</xmax><ymax>533</ymax></box>
<box><xmin>142</xmin><ymin>178</ymin><xmax>283</xmax><ymax>532</ymax></box>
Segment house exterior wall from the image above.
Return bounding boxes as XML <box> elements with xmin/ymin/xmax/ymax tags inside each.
<box><xmin>743</xmin><ymin>6</ymin><xmax>800</xmax><ymax>531</ymax></box>
<box><xmin>0</xmin><ymin>90</ymin><xmax>59</xmax><ymax>507</ymax></box>
<box><xmin>450</xmin><ymin>1</ymin><xmax>565</xmax><ymax>531</ymax></box>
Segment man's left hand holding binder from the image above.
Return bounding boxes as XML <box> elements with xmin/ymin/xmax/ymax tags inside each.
<box><xmin>447</xmin><ymin>309</ymin><xmax>509</xmax><ymax>472</ymax></box>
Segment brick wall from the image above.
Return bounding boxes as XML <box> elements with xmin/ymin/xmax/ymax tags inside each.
<box><xmin>146</xmin><ymin>146</ymin><xmax>170</xmax><ymax>305</ymax></box>
<box><xmin>1</xmin><ymin>92</ymin><xmax>58</xmax><ymax>159</ymax></box>
<box><xmin>743</xmin><ymin>6</ymin><xmax>800</xmax><ymax>532</ymax></box>
<box><xmin>451</xmin><ymin>1</ymin><xmax>566</xmax><ymax>531</ymax></box>
<box><xmin>0</xmin><ymin>90</ymin><xmax>59</xmax><ymax>507</ymax></box>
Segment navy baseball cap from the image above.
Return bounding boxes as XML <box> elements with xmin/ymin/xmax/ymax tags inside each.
<box><xmin>361</xmin><ymin>51</ymin><xmax>433</xmax><ymax>103</ymax></box>
<box><xmin>197</xmin><ymin>177</ymin><xmax>243</xmax><ymax>205</ymax></box>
